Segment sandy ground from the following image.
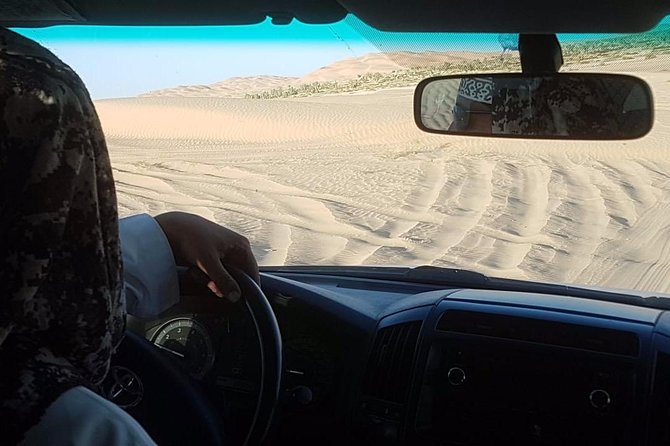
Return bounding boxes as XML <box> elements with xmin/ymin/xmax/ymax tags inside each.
<box><xmin>96</xmin><ymin>62</ymin><xmax>670</xmax><ymax>295</ymax></box>
<box><xmin>420</xmin><ymin>78</ymin><xmax>460</xmax><ymax>130</ymax></box>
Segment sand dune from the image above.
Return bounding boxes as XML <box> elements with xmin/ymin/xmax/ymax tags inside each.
<box><xmin>140</xmin><ymin>51</ymin><xmax>499</xmax><ymax>99</ymax></box>
<box><xmin>142</xmin><ymin>76</ymin><xmax>299</xmax><ymax>99</ymax></box>
<box><xmin>97</xmin><ymin>70</ymin><xmax>670</xmax><ymax>295</ymax></box>
<box><xmin>301</xmin><ymin>51</ymin><xmax>496</xmax><ymax>83</ymax></box>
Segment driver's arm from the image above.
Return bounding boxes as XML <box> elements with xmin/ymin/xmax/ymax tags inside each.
<box><xmin>119</xmin><ymin>212</ymin><xmax>259</xmax><ymax>319</ymax></box>
<box><xmin>119</xmin><ymin>214</ymin><xmax>180</xmax><ymax>319</ymax></box>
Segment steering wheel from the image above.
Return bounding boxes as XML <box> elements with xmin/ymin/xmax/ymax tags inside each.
<box><xmin>108</xmin><ymin>270</ymin><xmax>282</xmax><ymax>446</ymax></box>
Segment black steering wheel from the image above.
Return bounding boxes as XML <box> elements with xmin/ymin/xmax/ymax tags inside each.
<box><xmin>108</xmin><ymin>270</ymin><xmax>282</xmax><ymax>445</ymax></box>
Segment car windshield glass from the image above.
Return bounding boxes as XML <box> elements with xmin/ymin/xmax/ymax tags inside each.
<box><xmin>14</xmin><ymin>15</ymin><xmax>670</xmax><ymax>294</ymax></box>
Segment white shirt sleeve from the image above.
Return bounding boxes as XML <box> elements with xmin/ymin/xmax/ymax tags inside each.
<box><xmin>21</xmin><ymin>386</ymin><xmax>157</xmax><ymax>446</ymax></box>
<box><xmin>119</xmin><ymin>214</ymin><xmax>180</xmax><ymax>319</ymax></box>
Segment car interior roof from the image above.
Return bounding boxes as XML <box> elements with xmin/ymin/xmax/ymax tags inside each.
<box><xmin>2</xmin><ymin>0</ymin><xmax>669</xmax><ymax>33</ymax></box>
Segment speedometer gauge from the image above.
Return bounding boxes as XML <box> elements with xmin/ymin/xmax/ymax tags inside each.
<box><xmin>152</xmin><ymin>318</ymin><xmax>215</xmax><ymax>379</ymax></box>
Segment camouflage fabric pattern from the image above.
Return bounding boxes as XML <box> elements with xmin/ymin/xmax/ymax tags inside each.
<box><xmin>457</xmin><ymin>77</ymin><xmax>493</xmax><ymax>104</ymax></box>
<box><xmin>543</xmin><ymin>77</ymin><xmax>620</xmax><ymax>137</ymax></box>
<box><xmin>0</xmin><ymin>28</ymin><xmax>125</xmax><ymax>444</ymax></box>
<box><xmin>491</xmin><ymin>79</ymin><xmax>538</xmax><ymax>135</ymax></box>
<box><xmin>492</xmin><ymin>77</ymin><xmax>620</xmax><ymax>137</ymax></box>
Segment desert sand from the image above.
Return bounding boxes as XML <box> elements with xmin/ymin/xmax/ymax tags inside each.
<box><xmin>96</xmin><ymin>54</ymin><xmax>670</xmax><ymax>295</ymax></box>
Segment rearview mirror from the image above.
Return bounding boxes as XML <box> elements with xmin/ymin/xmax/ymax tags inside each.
<box><xmin>414</xmin><ymin>73</ymin><xmax>653</xmax><ymax>140</ymax></box>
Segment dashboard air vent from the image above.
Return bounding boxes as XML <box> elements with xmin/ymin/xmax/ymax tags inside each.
<box><xmin>362</xmin><ymin>321</ymin><xmax>421</xmax><ymax>403</ymax></box>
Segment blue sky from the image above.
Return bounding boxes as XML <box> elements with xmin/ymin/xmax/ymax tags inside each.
<box><xmin>14</xmin><ymin>15</ymin><xmax>670</xmax><ymax>99</ymax></box>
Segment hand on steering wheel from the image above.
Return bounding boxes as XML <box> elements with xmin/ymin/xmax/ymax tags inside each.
<box><xmin>155</xmin><ymin>212</ymin><xmax>260</xmax><ymax>302</ymax></box>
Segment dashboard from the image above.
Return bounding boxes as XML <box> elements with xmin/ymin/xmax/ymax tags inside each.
<box><xmin>128</xmin><ymin>268</ymin><xmax>670</xmax><ymax>445</ymax></box>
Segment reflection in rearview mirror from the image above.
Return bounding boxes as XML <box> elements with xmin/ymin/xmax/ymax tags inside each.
<box><xmin>414</xmin><ymin>74</ymin><xmax>653</xmax><ymax>140</ymax></box>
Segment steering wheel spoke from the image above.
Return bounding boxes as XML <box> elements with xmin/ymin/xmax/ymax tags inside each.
<box><xmin>110</xmin><ymin>270</ymin><xmax>282</xmax><ymax>446</ymax></box>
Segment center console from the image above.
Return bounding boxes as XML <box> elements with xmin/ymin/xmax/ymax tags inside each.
<box><xmin>356</xmin><ymin>289</ymin><xmax>668</xmax><ymax>445</ymax></box>
<box><xmin>415</xmin><ymin>310</ymin><xmax>643</xmax><ymax>445</ymax></box>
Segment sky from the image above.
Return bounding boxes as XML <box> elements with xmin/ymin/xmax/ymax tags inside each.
<box><xmin>13</xmin><ymin>15</ymin><xmax>670</xmax><ymax>100</ymax></box>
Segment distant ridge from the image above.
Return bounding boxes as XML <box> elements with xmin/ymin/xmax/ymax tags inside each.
<box><xmin>141</xmin><ymin>75</ymin><xmax>299</xmax><ymax>98</ymax></box>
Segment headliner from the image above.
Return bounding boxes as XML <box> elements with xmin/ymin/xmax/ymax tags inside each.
<box><xmin>1</xmin><ymin>0</ymin><xmax>668</xmax><ymax>33</ymax></box>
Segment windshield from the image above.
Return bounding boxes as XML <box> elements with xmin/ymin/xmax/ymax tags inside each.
<box><xmin>15</xmin><ymin>16</ymin><xmax>670</xmax><ymax>294</ymax></box>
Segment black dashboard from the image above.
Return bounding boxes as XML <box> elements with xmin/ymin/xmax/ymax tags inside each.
<box><xmin>128</xmin><ymin>267</ymin><xmax>670</xmax><ymax>445</ymax></box>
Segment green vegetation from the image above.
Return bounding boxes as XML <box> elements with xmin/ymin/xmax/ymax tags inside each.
<box><xmin>562</xmin><ymin>24</ymin><xmax>670</xmax><ymax>65</ymax></box>
<box><xmin>246</xmin><ymin>26</ymin><xmax>670</xmax><ymax>99</ymax></box>
<box><xmin>245</xmin><ymin>56</ymin><xmax>520</xmax><ymax>99</ymax></box>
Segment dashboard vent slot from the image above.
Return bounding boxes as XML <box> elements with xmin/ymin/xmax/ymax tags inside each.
<box><xmin>362</xmin><ymin>321</ymin><xmax>421</xmax><ymax>403</ymax></box>
<box><xmin>438</xmin><ymin>310</ymin><xmax>639</xmax><ymax>357</ymax></box>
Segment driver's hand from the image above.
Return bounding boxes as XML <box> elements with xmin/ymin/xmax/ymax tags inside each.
<box><xmin>154</xmin><ymin>211</ymin><xmax>259</xmax><ymax>302</ymax></box>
